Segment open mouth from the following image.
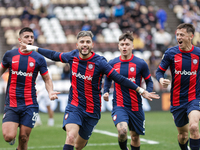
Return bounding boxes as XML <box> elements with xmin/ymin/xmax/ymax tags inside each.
<box><xmin>28</xmin><ymin>43</ymin><xmax>32</xmax><ymax>45</ymax></box>
<box><xmin>178</xmin><ymin>41</ymin><xmax>183</xmax><ymax>44</ymax></box>
<box><xmin>82</xmin><ymin>47</ymin><xmax>88</xmax><ymax>51</ymax></box>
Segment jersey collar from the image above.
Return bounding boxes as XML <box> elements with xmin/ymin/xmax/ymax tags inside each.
<box><xmin>119</xmin><ymin>54</ymin><xmax>134</xmax><ymax>62</ymax></box>
<box><xmin>179</xmin><ymin>45</ymin><xmax>194</xmax><ymax>53</ymax></box>
<box><xmin>79</xmin><ymin>51</ymin><xmax>95</xmax><ymax>60</ymax></box>
<box><xmin>18</xmin><ymin>48</ymin><xmax>33</xmax><ymax>55</ymax></box>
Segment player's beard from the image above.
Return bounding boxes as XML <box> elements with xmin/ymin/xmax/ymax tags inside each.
<box><xmin>79</xmin><ymin>46</ymin><xmax>92</xmax><ymax>56</ymax></box>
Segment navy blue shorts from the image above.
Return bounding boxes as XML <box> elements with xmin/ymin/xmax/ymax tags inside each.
<box><xmin>63</xmin><ymin>106</ymin><xmax>99</xmax><ymax>140</ymax></box>
<box><xmin>3</xmin><ymin>105</ymin><xmax>39</xmax><ymax>128</ymax></box>
<box><xmin>171</xmin><ymin>99</ymin><xmax>200</xmax><ymax>127</ymax></box>
<box><xmin>112</xmin><ymin>107</ymin><xmax>145</xmax><ymax>135</ymax></box>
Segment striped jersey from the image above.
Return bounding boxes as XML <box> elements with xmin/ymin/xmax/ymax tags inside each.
<box><xmin>156</xmin><ymin>45</ymin><xmax>200</xmax><ymax>106</ymax></box>
<box><xmin>104</xmin><ymin>54</ymin><xmax>153</xmax><ymax>111</ymax></box>
<box><xmin>1</xmin><ymin>48</ymin><xmax>48</xmax><ymax>107</ymax></box>
<box><xmin>37</xmin><ymin>48</ymin><xmax>139</xmax><ymax>119</ymax></box>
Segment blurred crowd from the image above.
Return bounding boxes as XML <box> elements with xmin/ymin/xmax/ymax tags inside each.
<box><xmin>1</xmin><ymin>0</ymin><xmax>200</xmax><ymax>92</ymax></box>
<box><xmin>169</xmin><ymin>0</ymin><xmax>200</xmax><ymax>46</ymax></box>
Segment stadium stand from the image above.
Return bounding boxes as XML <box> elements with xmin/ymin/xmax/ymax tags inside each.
<box><xmin>1</xmin><ymin>0</ymin><xmax>197</xmax><ymax>90</ymax></box>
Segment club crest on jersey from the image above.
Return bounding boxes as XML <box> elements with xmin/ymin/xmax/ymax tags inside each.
<box><xmin>29</xmin><ymin>62</ymin><xmax>35</xmax><ymax>67</ymax></box>
<box><xmin>113</xmin><ymin>115</ymin><xmax>117</xmax><ymax>121</ymax></box>
<box><xmin>88</xmin><ymin>64</ymin><xmax>94</xmax><ymax>70</ymax></box>
<box><xmin>193</xmin><ymin>59</ymin><xmax>198</xmax><ymax>65</ymax></box>
<box><xmin>130</xmin><ymin>67</ymin><xmax>135</xmax><ymax>72</ymax></box>
<box><xmin>65</xmin><ymin>113</ymin><xmax>69</xmax><ymax>120</ymax></box>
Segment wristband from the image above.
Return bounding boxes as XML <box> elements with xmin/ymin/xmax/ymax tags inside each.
<box><xmin>26</xmin><ymin>45</ymin><xmax>38</xmax><ymax>52</ymax></box>
<box><xmin>138</xmin><ymin>88</ymin><xmax>145</xmax><ymax>94</ymax></box>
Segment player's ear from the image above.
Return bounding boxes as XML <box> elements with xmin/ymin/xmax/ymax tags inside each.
<box><xmin>191</xmin><ymin>34</ymin><xmax>194</xmax><ymax>39</ymax></box>
<box><xmin>18</xmin><ymin>37</ymin><xmax>21</xmax><ymax>43</ymax></box>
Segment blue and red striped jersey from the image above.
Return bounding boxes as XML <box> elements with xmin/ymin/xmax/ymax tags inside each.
<box><xmin>1</xmin><ymin>48</ymin><xmax>48</xmax><ymax>107</ymax></box>
<box><xmin>104</xmin><ymin>54</ymin><xmax>153</xmax><ymax>111</ymax></box>
<box><xmin>37</xmin><ymin>48</ymin><xmax>140</xmax><ymax>119</ymax></box>
<box><xmin>156</xmin><ymin>45</ymin><xmax>200</xmax><ymax>106</ymax></box>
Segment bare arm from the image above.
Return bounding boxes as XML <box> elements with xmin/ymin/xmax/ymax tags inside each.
<box><xmin>41</xmin><ymin>73</ymin><xmax>60</xmax><ymax>100</ymax></box>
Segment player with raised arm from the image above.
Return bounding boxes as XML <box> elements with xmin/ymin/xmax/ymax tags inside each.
<box><xmin>156</xmin><ymin>23</ymin><xmax>200</xmax><ymax>150</ymax></box>
<box><xmin>22</xmin><ymin>30</ymin><xmax>160</xmax><ymax>150</ymax></box>
<box><xmin>103</xmin><ymin>31</ymin><xmax>153</xmax><ymax>150</ymax></box>
<box><xmin>0</xmin><ymin>27</ymin><xmax>60</xmax><ymax>150</ymax></box>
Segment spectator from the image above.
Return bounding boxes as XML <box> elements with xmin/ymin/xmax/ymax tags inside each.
<box><xmin>139</xmin><ymin>14</ymin><xmax>149</xmax><ymax>27</ymax></box>
<box><xmin>91</xmin><ymin>19</ymin><xmax>103</xmax><ymax>36</ymax></box>
<box><xmin>144</xmin><ymin>24</ymin><xmax>154</xmax><ymax>50</ymax></box>
<box><xmin>197</xmin><ymin>0</ymin><xmax>200</xmax><ymax>7</ymax></box>
<box><xmin>133</xmin><ymin>32</ymin><xmax>145</xmax><ymax>52</ymax></box>
<box><xmin>156</xmin><ymin>8</ymin><xmax>167</xmax><ymax>29</ymax></box>
<box><xmin>81</xmin><ymin>23</ymin><xmax>91</xmax><ymax>31</ymax></box>
<box><xmin>153</xmin><ymin>28</ymin><xmax>172</xmax><ymax>53</ymax></box>
<box><xmin>182</xmin><ymin>11</ymin><xmax>193</xmax><ymax>23</ymax></box>
<box><xmin>124</xmin><ymin>1</ymin><xmax>132</xmax><ymax>14</ymax></box>
<box><xmin>37</xmin><ymin>4</ymin><xmax>48</xmax><ymax>19</ymax></box>
<box><xmin>147</xmin><ymin>5</ymin><xmax>157</xmax><ymax>26</ymax></box>
<box><xmin>29</xmin><ymin>23</ymin><xmax>40</xmax><ymax>43</ymax></box>
<box><xmin>46</xmin><ymin>3</ymin><xmax>56</xmax><ymax>19</ymax></box>
<box><xmin>21</xmin><ymin>3</ymin><xmax>38</xmax><ymax>20</ymax></box>
<box><xmin>130</xmin><ymin>2</ymin><xmax>142</xmax><ymax>20</ymax></box>
<box><xmin>113</xmin><ymin>3</ymin><xmax>125</xmax><ymax>17</ymax></box>
<box><xmin>119</xmin><ymin>14</ymin><xmax>130</xmax><ymax>30</ymax></box>
<box><xmin>98</xmin><ymin>7</ymin><xmax>108</xmax><ymax>22</ymax></box>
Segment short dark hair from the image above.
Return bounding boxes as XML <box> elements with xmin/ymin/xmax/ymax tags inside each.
<box><xmin>19</xmin><ymin>27</ymin><xmax>34</xmax><ymax>36</ymax></box>
<box><xmin>76</xmin><ymin>31</ymin><xmax>94</xmax><ymax>40</ymax></box>
<box><xmin>177</xmin><ymin>23</ymin><xmax>195</xmax><ymax>35</ymax></box>
<box><xmin>119</xmin><ymin>31</ymin><xmax>134</xmax><ymax>42</ymax></box>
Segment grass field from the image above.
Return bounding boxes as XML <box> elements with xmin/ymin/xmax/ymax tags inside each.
<box><xmin>0</xmin><ymin>111</ymin><xmax>190</xmax><ymax>150</ymax></box>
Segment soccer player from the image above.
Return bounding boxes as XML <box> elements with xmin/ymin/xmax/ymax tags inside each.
<box><xmin>103</xmin><ymin>31</ymin><xmax>153</xmax><ymax>150</ymax></box>
<box><xmin>156</xmin><ymin>23</ymin><xmax>200</xmax><ymax>150</ymax></box>
<box><xmin>22</xmin><ymin>30</ymin><xmax>160</xmax><ymax>150</ymax></box>
<box><xmin>0</xmin><ymin>27</ymin><xmax>60</xmax><ymax>150</ymax></box>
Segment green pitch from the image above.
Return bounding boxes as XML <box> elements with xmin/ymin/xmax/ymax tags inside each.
<box><xmin>0</xmin><ymin>111</ymin><xmax>192</xmax><ymax>150</ymax></box>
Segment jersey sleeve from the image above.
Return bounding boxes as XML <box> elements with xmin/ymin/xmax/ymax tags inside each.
<box><xmin>38</xmin><ymin>48</ymin><xmax>71</xmax><ymax>63</ymax></box>
<box><xmin>1</xmin><ymin>52</ymin><xmax>9</xmax><ymax>68</ymax></box>
<box><xmin>38</xmin><ymin>56</ymin><xmax>48</xmax><ymax>75</ymax></box>
<box><xmin>141</xmin><ymin>60</ymin><xmax>153</xmax><ymax>92</ymax></box>
<box><xmin>100</xmin><ymin>57</ymin><xmax>139</xmax><ymax>91</ymax></box>
<box><xmin>156</xmin><ymin>50</ymin><xmax>171</xmax><ymax>82</ymax></box>
<box><xmin>103</xmin><ymin>60</ymin><xmax>113</xmax><ymax>93</ymax></box>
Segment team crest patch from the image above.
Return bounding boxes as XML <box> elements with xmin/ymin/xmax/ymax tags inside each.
<box><xmin>29</xmin><ymin>62</ymin><xmax>35</xmax><ymax>67</ymax></box>
<box><xmin>65</xmin><ymin>113</ymin><xmax>69</xmax><ymax>120</ymax></box>
<box><xmin>130</xmin><ymin>67</ymin><xmax>135</xmax><ymax>72</ymax></box>
<box><xmin>193</xmin><ymin>59</ymin><xmax>198</xmax><ymax>65</ymax></box>
<box><xmin>88</xmin><ymin>64</ymin><xmax>94</xmax><ymax>70</ymax></box>
<box><xmin>113</xmin><ymin>115</ymin><xmax>117</xmax><ymax>121</ymax></box>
